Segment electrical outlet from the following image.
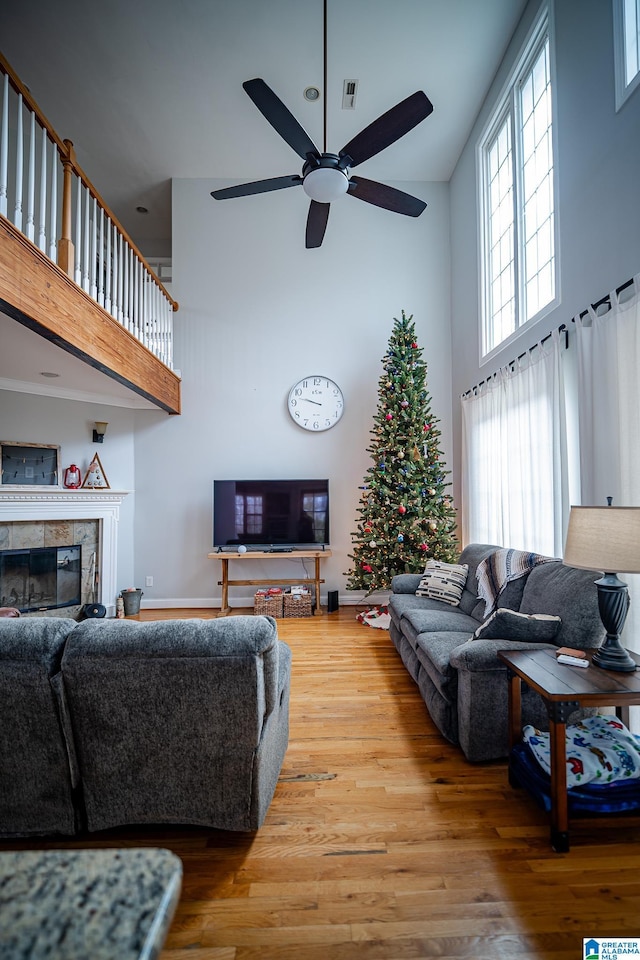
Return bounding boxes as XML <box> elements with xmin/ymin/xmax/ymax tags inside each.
<box><xmin>145</xmin><ymin>576</ymin><xmax>153</xmax><ymax>587</ymax></box>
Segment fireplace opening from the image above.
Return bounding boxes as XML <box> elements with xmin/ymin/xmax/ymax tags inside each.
<box><xmin>0</xmin><ymin>544</ymin><xmax>82</xmax><ymax>613</ymax></box>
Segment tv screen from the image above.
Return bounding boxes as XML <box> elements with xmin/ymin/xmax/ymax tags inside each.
<box><xmin>213</xmin><ymin>479</ymin><xmax>329</xmax><ymax>549</ymax></box>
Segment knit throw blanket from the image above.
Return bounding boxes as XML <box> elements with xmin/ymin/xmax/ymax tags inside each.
<box><xmin>476</xmin><ymin>548</ymin><xmax>554</xmax><ymax>616</ymax></box>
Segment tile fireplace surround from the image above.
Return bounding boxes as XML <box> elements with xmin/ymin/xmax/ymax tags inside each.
<box><xmin>0</xmin><ymin>491</ymin><xmax>128</xmax><ymax>617</ymax></box>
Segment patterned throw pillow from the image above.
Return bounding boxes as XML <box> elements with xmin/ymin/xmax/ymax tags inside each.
<box><xmin>415</xmin><ymin>560</ymin><xmax>469</xmax><ymax>606</ymax></box>
<box><xmin>472</xmin><ymin>607</ymin><xmax>561</xmax><ymax>642</ymax></box>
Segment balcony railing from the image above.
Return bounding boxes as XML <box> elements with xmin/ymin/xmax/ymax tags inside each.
<box><xmin>0</xmin><ymin>53</ymin><xmax>178</xmax><ymax>369</ymax></box>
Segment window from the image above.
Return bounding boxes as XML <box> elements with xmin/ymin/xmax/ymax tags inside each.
<box><xmin>614</xmin><ymin>0</ymin><xmax>640</xmax><ymax>109</ymax></box>
<box><xmin>479</xmin><ymin>8</ymin><xmax>557</xmax><ymax>359</ymax></box>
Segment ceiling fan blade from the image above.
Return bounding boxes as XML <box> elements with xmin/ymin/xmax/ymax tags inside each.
<box><xmin>211</xmin><ymin>175</ymin><xmax>302</xmax><ymax>200</ymax></box>
<box><xmin>348</xmin><ymin>177</ymin><xmax>426</xmax><ymax>217</ymax></box>
<box><xmin>339</xmin><ymin>91</ymin><xmax>433</xmax><ymax>168</ymax></box>
<box><xmin>305</xmin><ymin>201</ymin><xmax>330</xmax><ymax>248</ymax></box>
<box><xmin>243</xmin><ymin>79</ymin><xmax>320</xmax><ymax>160</ymax></box>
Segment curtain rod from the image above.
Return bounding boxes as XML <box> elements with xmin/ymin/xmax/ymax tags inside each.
<box><xmin>461</xmin><ymin>324</ymin><xmax>567</xmax><ymax>398</ymax></box>
<box><xmin>461</xmin><ymin>274</ymin><xmax>636</xmax><ymax>399</ymax></box>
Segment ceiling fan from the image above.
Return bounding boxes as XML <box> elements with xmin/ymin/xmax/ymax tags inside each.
<box><xmin>211</xmin><ymin>77</ymin><xmax>434</xmax><ymax>248</ymax></box>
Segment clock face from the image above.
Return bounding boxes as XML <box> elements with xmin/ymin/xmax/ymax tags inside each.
<box><xmin>288</xmin><ymin>376</ymin><xmax>344</xmax><ymax>432</ymax></box>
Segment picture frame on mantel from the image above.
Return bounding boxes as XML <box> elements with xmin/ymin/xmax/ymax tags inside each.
<box><xmin>0</xmin><ymin>442</ymin><xmax>61</xmax><ymax>488</ymax></box>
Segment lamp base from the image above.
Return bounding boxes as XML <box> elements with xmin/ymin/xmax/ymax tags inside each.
<box><xmin>593</xmin><ymin>576</ymin><xmax>637</xmax><ymax>672</ymax></box>
<box><xmin>592</xmin><ymin>637</ymin><xmax>637</xmax><ymax>672</ymax></box>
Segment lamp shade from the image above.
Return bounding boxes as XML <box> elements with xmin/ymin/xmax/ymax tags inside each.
<box><xmin>564</xmin><ymin>506</ymin><xmax>640</xmax><ymax>574</ymax></box>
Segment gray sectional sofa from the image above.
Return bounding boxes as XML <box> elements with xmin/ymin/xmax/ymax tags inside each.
<box><xmin>389</xmin><ymin>543</ymin><xmax>605</xmax><ymax>762</ymax></box>
<box><xmin>0</xmin><ymin>614</ymin><xmax>291</xmax><ymax>837</ymax></box>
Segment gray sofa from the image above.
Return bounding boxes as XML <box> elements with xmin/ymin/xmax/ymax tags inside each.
<box><xmin>389</xmin><ymin>543</ymin><xmax>605</xmax><ymax>762</ymax></box>
<box><xmin>0</xmin><ymin>614</ymin><xmax>291</xmax><ymax>837</ymax></box>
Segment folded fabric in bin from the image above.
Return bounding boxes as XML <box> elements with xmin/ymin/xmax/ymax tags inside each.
<box><xmin>523</xmin><ymin>715</ymin><xmax>640</xmax><ymax>787</ymax></box>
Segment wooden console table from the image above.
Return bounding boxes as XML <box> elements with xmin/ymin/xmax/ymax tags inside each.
<box><xmin>208</xmin><ymin>549</ymin><xmax>332</xmax><ymax>616</ymax></box>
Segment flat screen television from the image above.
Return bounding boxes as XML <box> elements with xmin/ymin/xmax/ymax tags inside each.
<box><xmin>213</xmin><ymin>479</ymin><xmax>329</xmax><ymax>549</ymax></box>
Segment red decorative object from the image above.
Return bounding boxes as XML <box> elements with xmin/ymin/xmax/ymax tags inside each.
<box><xmin>419</xmin><ymin>543</ymin><xmax>428</xmax><ymax>551</ymax></box>
<box><xmin>398</xmin><ymin>505</ymin><xmax>407</xmax><ymax>515</ymax></box>
<box><xmin>385</xmin><ymin>413</ymin><xmax>393</xmax><ymax>421</ymax></box>
<box><xmin>361</xmin><ymin>563</ymin><xmax>373</xmax><ymax>572</ymax></box>
<box><xmin>63</xmin><ymin>464</ymin><xmax>82</xmax><ymax>489</ymax></box>
<box><xmin>412</xmin><ymin>342</ymin><xmax>418</xmax><ymax>348</ymax></box>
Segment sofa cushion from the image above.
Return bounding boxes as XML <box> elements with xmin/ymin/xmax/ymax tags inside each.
<box><xmin>416</xmin><ymin>561</ymin><xmax>469</xmax><ymax>606</ymax></box>
<box><xmin>391</xmin><ymin>574</ymin><xmax>423</xmax><ymax>595</ymax></box>
<box><xmin>456</xmin><ymin>543</ymin><xmax>502</xmax><ymax>615</ymax></box>
<box><xmin>400</xmin><ymin>607</ymin><xmax>478</xmax><ymax>651</ymax></box>
<box><xmin>388</xmin><ymin>591</ymin><xmax>446</xmax><ymax>624</ymax></box>
<box><xmin>472</xmin><ymin>608</ymin><xmax>562</xmax><ymax>642</ymax></box>
<box><xmin>0</xmin><ymin>617</ymin><xmax>78</xmax><ymax>837</ymax></box>
<box><xmin>414</xmin><ymin>631</ymin><xmax>472</xmax><ymax>698</ymax></box>
<box><xmin>519</xmin><ymin>561</ymin><xmax>605</xmax><ymax>649</ymax></box>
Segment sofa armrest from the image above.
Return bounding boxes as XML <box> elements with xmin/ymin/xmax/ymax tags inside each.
<box><xmin>391</xmin><ymin>574</ymin><xmax>422</xmax><ymax>594</ymax></box>
<box><xmin>450</xmin><ymin>638</ymin><xmax>557</xmax><ymax>672</ymax></box>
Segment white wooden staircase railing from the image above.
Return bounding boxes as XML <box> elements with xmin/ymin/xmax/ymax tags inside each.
<box><xmin>0</xmin><ymin>53</ymin><xmax>178</xmax><ymax>371</ymax></box>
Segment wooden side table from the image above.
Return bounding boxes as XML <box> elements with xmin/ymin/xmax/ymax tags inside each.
<box><xmin>498</xmin><ymin>646</ymin><xmax>640</xmax><ymax>852</ymax></box>
<box><xmin>208</xmin><ymin>549</ymin><xmax>332</xmax><ymax>616</ymax></box>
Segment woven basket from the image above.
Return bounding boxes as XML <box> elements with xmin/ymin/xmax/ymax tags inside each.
<box><xmin>283</xmin><ymin>592</ymin><xmax>313</xmax><ymax>618</ymax></box>
<box><xmin>254</xmin><ymin>592</ymin><xmax>283</xmax><ymax>617</ymax></box>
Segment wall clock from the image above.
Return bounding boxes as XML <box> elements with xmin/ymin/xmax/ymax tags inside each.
<box><xmin>288</xmin><ymin>376</ymin><xmax>344</xmax><ymax>431</ymax></box>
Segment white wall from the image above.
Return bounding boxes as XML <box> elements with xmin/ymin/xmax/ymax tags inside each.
<box><xmin>0</xmin><ymin>389</ymin><xmax>136</xmax><ymax>590</ymax></box>
<box><xmin>133</xmin><ymin>176</ymin><xmax>452</xmax><ymax>606</ymax></box>
<box><xmin>449</xmin><ymin>0</ymin><xmax>640</xmax><ymax>515</ymax></box>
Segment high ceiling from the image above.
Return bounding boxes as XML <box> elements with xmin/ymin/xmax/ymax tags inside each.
<box><xmin>0</xmin><ymin>0</ymin><xmax>527</xmax><ymax>406</ymax></box>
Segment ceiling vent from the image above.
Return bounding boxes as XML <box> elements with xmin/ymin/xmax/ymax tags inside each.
<box><xmin>342</xmin><ymin>79</ymin><xmax>358</xmax><ymax>109</ymax></box>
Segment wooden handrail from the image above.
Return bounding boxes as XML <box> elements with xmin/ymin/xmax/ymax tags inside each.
<box><xmin>0</xmin><ymin>52</ymin><xmax>178</xmax><ymax>312</ymax></box>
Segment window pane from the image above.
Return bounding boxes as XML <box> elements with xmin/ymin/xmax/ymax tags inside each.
<box><xmin>486</xmin><ymin>116</ymin><xmax>516</xmax><ymax>350</ymax></box>
<box><xmin>624</xmin><ymin>0</ymin><xmax>640</xmax><ymax>83</ymax></box>
<box><xmin>520</xmin><ymin>37</ymin><xmax>555</xmax><ymax>322</ymax></box>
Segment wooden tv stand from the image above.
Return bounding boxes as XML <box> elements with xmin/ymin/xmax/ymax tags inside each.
<box><xmin>208</xmin><ymin>549</ymin><xmax>332</xmax><ymax>616</ymax></box>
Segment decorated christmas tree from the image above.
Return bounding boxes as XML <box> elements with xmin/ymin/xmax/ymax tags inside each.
<box><xmin>346</xmin><ymin>310</ymin><xmax>459</xmax><ymax>592</ymax></box>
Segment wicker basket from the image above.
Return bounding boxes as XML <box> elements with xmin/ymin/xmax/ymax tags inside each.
<box><xmin>254</xmin><ymin>592</ymin><xmax>283</xmax><ymax>618</ymax></box>
<box><xmin>283</xmin><ymin>592</ymin><xmax>314</xmax><ymax>618</ymax></box>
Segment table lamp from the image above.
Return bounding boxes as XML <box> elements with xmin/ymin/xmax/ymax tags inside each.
<box><xmin>563</xmin><ymin>503</ymin><xmax>640</xmax><ymax>672</ymax></box>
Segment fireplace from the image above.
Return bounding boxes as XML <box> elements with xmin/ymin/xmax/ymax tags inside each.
<box><xmin>0</xmin><ymin>544</ymin><xmax>82</xmax><ymax>613</ymax></box>
<box><xmin>0</xmin><ymin>491</ymin><xmax>128</xmax><ymax>617</ymax></box>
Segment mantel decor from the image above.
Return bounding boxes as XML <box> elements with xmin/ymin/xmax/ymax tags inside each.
<box><xmin>0</xmin><ymin>442</ymin><xmax>60</xmax><ymax>488</ymax></box>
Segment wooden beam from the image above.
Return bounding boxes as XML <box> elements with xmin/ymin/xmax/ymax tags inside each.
<box><xmin>0</xmin><ymin>214</ymin><xmax>181</xmax><ymax>414</ymax></box>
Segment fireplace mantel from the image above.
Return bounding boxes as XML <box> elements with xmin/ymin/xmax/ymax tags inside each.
<box><xmin>0</xmin><ymin>490</ymin><xmax>130</xmax><ymax>615</ymax></box>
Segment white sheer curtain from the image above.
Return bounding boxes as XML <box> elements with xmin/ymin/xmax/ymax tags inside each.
<box><xmin>574</xmin><ymin>276</ymin><xmax>640</xmax><ymax>685</ymax></box>
<box><xmin>461</xmin><ymin>330</ymin><xmax>568</xmax><ymax>556</ymax></box>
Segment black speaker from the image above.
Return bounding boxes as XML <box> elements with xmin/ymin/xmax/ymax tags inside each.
<box><xmin>327</xmin><ymin>590</ymin><xmax>339</xmax><ymax>613</ymax></box>
<box><xmin>81</xmin><ymin>603</ymin><xmax>107</xmax><ymax>619</ymax></box>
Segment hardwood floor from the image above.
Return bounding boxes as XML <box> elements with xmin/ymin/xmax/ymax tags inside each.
<box><xmin>5</xmin><ymin>607</ymin><xmax>640</xmax><ymax>958</ymax></box>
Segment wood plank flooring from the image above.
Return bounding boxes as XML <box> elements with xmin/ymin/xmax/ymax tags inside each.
<box><xmin>4</xmin><ymin>607</ymin><xmax>640</xmax><ymax>958</ymax></box>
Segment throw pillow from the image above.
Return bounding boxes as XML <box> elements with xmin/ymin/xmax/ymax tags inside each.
<box><xmin>415</xmin><ymin>560</ymin><xmax>469</xmax><ymax>606</ymax></box>
<box><xmin>472</xmin><ymin>607</ymin><xmax>561</xmax><ymax>642</ymax></box>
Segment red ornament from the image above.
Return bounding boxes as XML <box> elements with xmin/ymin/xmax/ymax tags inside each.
<box><xmin>385</xmin><ymin>413</ymin><xmax>393</xmax><ymax>421</ymax></box>
<box><xmin>398</xmin><ymin>505</ymin><xmax>407</xmax><ymax>515</ymax></box>
<box><xmin>412</xmin><ymin>342</ymin><xmax>418</xmax><ymax>348</ymax></box>
<box><xmin>424</xmin><ymin>423</ymin><xmax>431</xmax><ymax>431</ymax></box>
<box><xmin>361</xmin><ymin>563</ymin><xmax>373</xmax><ymax>573</ymax></box>
<box><xmin>419</xmin><ymin>543</ymin><xmax>428</xmax><ymax>552</ymax></box>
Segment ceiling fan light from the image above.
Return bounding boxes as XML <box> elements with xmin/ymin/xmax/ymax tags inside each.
<box><xmin>302</xmin><ymin>167</ymin><xmax>349</xmax><ymax>203</ymax></box>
